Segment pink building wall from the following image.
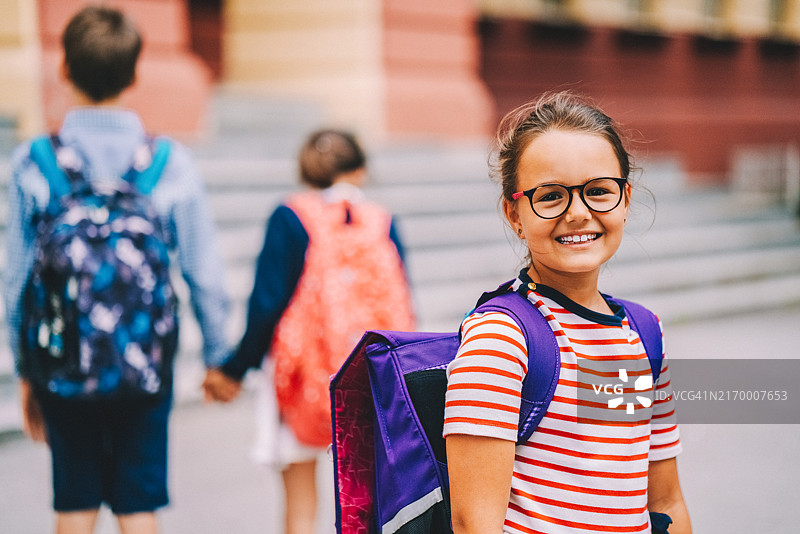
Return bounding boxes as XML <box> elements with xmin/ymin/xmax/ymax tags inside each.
<box><xmin>382</xmin><ymin>0</ymin><xmax>494</xmax><ymax>139</ymax></box>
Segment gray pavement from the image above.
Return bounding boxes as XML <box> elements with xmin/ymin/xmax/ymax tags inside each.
<box><xmin>2</xmin><ymin>306</ymin><xmax>800</xmax><ymax>533</ymax></box>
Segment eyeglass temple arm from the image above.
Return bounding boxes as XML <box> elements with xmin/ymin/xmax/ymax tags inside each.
<box><xmin>511</xmin><ymin>191</ymin><xmax>524</xmax><ymax>200</ymax></box>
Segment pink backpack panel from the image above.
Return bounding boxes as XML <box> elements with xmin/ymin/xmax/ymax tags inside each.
<box><xmin>272</xmin><ymin>191</ymin><xmax>415</xmax><ymax>447</ymax></box>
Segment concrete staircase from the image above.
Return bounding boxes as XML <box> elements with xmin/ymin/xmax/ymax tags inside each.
<box><xmin>0</xmin><ymin>94</ymin><xmax>798</xmax><ymax>433</ymax></box>
<box><xmin>193</xmin><ymin>136</ymin><xmax>800</xmax><ymax>340</ymax></box>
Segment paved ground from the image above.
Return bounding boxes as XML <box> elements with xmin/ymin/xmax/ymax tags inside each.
<box><xmin>2</xmin><ymin>306</ymin><xmax>800</xmax><ymax>534</ymax></box>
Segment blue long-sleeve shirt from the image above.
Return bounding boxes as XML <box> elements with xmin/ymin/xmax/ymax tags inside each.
<box><xmin>4</xmin><ymin>108</ymin><xmax>231</xmax><ymax>373</ymax></box>
<box><xmin>220</xmin><ymin>195</ymin><xmax>407</xmax><ymax>380</ymax></box>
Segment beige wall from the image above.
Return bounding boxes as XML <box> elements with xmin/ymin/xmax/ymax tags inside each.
<box><xmin>648</xmin><ymin>0</ymin><xmax>800</xmax><ymax>36</ymax></box>
<box><xmin>222</xmin><ymin>0</ymin><xmax>493</xmax><ymax>140</ymax></box>
<box><xmin>774</xmin><ymin>0</ymin><xmax>800</xmax><ymax>39</ymax></box>
<box><xmin>0</xmin><ymin>0</ymin><xmax>43</xmax><ymax>138</ymax></box>
<box><xmin>223</xmin><ymin>0</ymin><xmax>385</xmax><ymax>136</ymax></box>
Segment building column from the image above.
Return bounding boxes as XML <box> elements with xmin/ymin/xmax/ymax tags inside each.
<box><xmin>222</xmin><ymin>0</ymin><xmax>494</xmax><ymax>141</ymax></box>
<box><xmin>0</xmin><ymin>0</ymin><xmax>44</xmax><ymax>138</ymax></box>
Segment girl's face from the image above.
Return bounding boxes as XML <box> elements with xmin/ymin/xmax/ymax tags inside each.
<box><xmin>503</xmin><ymin>128</ymin><xmax>630</xmax><ymax>286</ymax></box>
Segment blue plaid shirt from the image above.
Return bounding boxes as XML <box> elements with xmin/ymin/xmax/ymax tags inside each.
<box><xmin>4</xmin><ymin>108</ymin><xmax>231</xmax><ymax>374</ymax></box>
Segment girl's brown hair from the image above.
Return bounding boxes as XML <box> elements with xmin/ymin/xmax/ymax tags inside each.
<box><xmin>492</xmin><ymin>91</ymin><xmax>633</xmax><ymax>201</ymax></box>
<box><xmin>298</xmin><ymin>129</ymin><xmax>366</xmax><ymax>189</ymax></box>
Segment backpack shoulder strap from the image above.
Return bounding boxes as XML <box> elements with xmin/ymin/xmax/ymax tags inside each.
<box><xmin>134</xmin><ymin>137</ymin><xmax>172</xmax><ymax>195</ymax></box>
<box><xmin>608</xmin><ymin>297</ymin><xmax>664</xmax><ymax>383</ymax></box>
<box><xmin>29</xmin><ymin>135</ymin><xmax>71</xmax><ymax>200</ymax></box>
<box><xmin>472</xmin><ymin>284</ymin><xmax>560</xmax><ymax>444</ymax></box>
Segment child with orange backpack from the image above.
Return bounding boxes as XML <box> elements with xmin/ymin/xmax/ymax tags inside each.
<box><xmin>203</xmin><ymin>129</ymin><xmax>415</xmax><ymax>534</ymax></box>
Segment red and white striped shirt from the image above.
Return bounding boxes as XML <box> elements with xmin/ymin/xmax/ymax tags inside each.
<box><xmin>444</xmin><ymin>282</ymin><xmax>681</xmax><ymax>534</ymax></box>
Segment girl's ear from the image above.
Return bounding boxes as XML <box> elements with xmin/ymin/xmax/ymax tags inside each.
<box><xmin>622</xmin><ymin>182</ymin><xmax>632</xmax><ymax>216</ymax></box>
<box><xmin>503</xmin><ymin>197</ymin><xmax>523</xmax><ymax>237</ymax></box>
<box><xmin>60</xmin><ymin>60</ymin><xmax>71</xmax><ymax>83</ymax></box>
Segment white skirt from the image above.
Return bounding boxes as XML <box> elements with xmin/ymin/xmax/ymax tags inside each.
<box><xmin>249</xmin><ymin>359</ymin><xmax>326</xmax><ymax>470</ymax></box>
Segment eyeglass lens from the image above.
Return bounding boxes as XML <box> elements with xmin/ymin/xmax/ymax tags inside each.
<box><xmin>529</xmin><ymin>178</ymin><xmax>623</xmax><ymax>219</ymax></box>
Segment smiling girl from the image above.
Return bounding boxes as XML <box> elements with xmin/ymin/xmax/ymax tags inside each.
<box><xmin>443</xmin><ymin>92</ymin><xmax>691</xmax><ymax>534</ymax></box>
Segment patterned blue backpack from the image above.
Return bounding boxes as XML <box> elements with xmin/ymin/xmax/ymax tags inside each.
<box><xmin>330</xmin><ymin>282</ymin><xmax>664</xmax><ymax>534</ymax></box>
<box><xmin>21</xmin><ymin>135</ymin><xmax>179</xmax><ymax>401</ymax></box>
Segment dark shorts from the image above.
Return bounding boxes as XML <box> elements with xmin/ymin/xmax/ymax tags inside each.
<box><xmin>38</xmin><ymin>392</ymin><xmax>172</xmax><ymax>514</ymax></box>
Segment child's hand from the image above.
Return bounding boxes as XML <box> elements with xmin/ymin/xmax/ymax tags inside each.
<box><xmin>202</xmin><ymin>368</ymin><xmax>242</xmax><ymax>403</ymax></box>
<box><xmin>19</xmin><ymin>380</ymin><xmax>47</xmax><ymax>443</ymax></box>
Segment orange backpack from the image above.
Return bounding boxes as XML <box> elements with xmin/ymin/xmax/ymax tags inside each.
<box><xmin>272</xmin><ymin>190</ymin><xmax>415</xmax><ymax>447</ymax></box>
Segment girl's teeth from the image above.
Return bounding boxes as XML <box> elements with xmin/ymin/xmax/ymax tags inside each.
<box><xmin>559</xmin><ymin>234</ymin><xmax>597</xmax><ymax>243</ymax></box>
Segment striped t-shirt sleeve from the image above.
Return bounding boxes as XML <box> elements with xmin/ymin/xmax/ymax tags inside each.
<box><xmin>443</xmin><ymin>311</ymin><xmax>528</xmax><ymax>442</ymax></box>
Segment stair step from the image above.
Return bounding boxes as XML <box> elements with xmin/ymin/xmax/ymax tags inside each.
<box><xmin>415</xmin><ymin>271</ymin><xmax>800</xmax><ymax>332</ymax></box>
<box><xmin>198</xmin><ymin>158</ymin><xmax>296</xmax><ymax>189</ymax></box>
<box><xmin>625</xmin><ymin>188</ymin><xmax>790</xmax><ymax>229</ymax></box>
<box><xmin>628</xmin><ymin>272</ymin><xmax>800</xmax><ymax>325</ymax></box>
<box><xmin>616</xmin><ymin>217</ymin><xmax>800</xmax><ymax>262</ymax></box>
<box><xmin>601</xmin><ymin>246</ymin><xmax>800</xmax><ymax>294</ymax></box>
<box><xmin>408</xmin><ymin>243</ymin><xmax>521</xmax><ymax>285</ymax></box>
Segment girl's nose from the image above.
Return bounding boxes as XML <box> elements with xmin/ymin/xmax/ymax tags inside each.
<box><xmin>563</xmin><ymin>189</ymin><xmax>591</xmax><ymax>222</ymax></box>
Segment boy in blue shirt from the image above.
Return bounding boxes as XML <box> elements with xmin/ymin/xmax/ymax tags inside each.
<box><xmin>3</xmin><ymin>6</ymin><xmax>232</xmax><ymax>533</ymax></box>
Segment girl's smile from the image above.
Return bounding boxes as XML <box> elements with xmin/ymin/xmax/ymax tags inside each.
<box><xmin>555</xmin><ymin>231</ymin><xmax>600</xmax><ymax>245</ymax></box>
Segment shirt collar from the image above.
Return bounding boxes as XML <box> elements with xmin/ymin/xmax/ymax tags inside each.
<box><xmin>517</xmin><ymin>269</ymin><xmax>624</xmax><ymax>326</ymax></box>
<box><xmin>59</xmin><ymin>107</ymin><xmax>145</xmax><ymax>140</ymax></box>
<box><xmin>321</xmin><ymin>182</ymin><xmax>367</xmax><ymax>204</ymax></box>
<box><xmin>56</xmin><ymin>108</ymin><xmax>148</xmax><ymax>180</ymax></box>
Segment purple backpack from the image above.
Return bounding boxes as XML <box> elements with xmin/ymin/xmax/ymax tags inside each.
<box><xmin>330</xmin><ymin>282</ymin><xmax>663</xmax><ymax>534</ymax></box>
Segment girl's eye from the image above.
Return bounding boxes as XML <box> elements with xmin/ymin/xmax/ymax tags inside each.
<box><xmin>586</xmin><ymin>187</ymin><xmax>612</xmax><ymax>197</ymax></box>
<box><xmin>536</xmin><ymin>191</ymin><xmax>563</xmax><ymax>203</ymax></box>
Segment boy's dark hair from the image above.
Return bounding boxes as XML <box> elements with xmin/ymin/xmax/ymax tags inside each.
<box><xmin>298</xmin><ymin>130</ymin><xmax>366</xmax><ymax>189</ymax></box>
<box><xmin>62</xmin><ymin>5</ymin><xmax>142</xmax><ymax>103</ymax></box>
